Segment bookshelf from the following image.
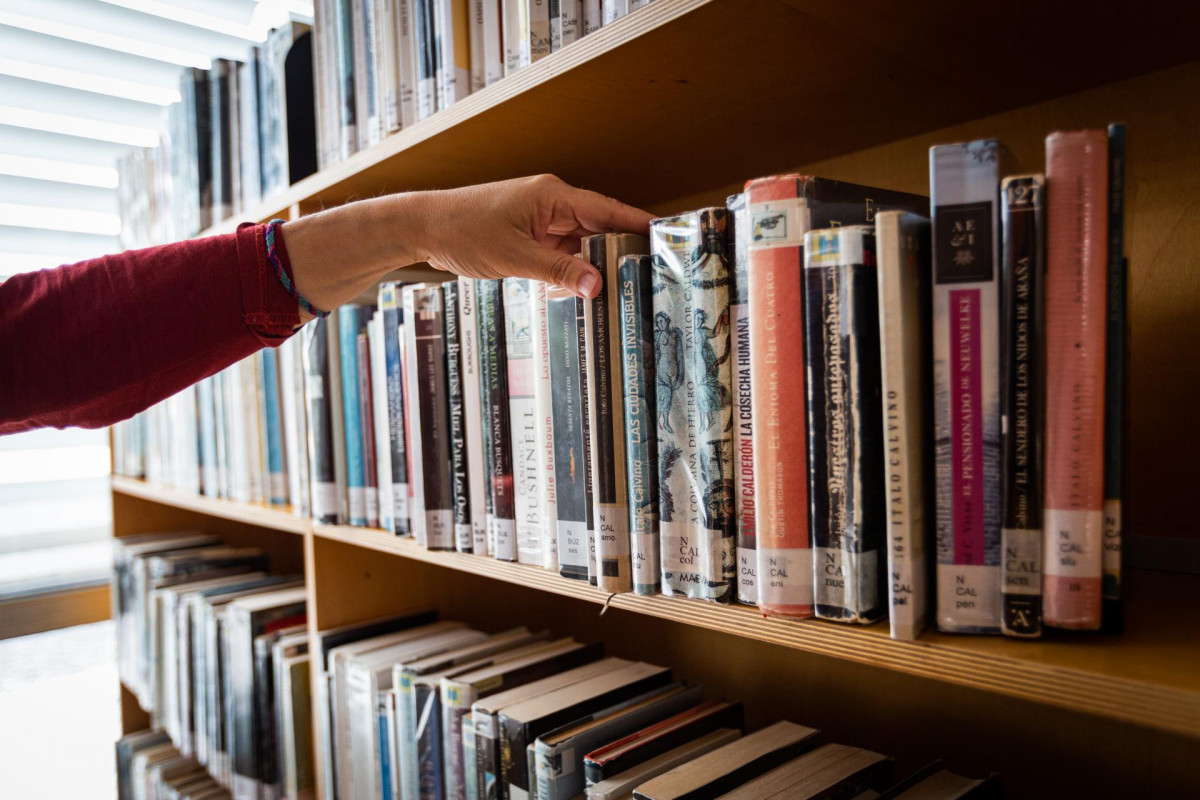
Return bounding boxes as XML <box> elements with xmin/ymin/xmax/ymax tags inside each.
<box><xmin>112</xmin><ymin>2</ymin><xmax>1200</xmax><ymax>797</ymax></box>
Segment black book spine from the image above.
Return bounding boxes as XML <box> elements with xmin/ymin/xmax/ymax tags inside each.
<box><xmin>444</xmin><ymin>281</ymin><xmax>473</xmax><ymax>553</ymax></box>
<box><xmin>578</xmin><ymin>293</ymin><xmax>597</xmax><ymax>585</ymax></box>
<box><xmin>191</xmin><ymin>68</ymin><xmax>213</xmax><ymax>231</ymax></box>
<box><xmin>548</xmin><ymin>291</ymin><xmax>590</xmax><ymax>580</ymax></box>
<box><xmin>479</xmin><ymin>280</ymin><xmax>517</xmax><ymax>560</ymax></box>
<box><xmin>618</xmin><ymin>256</ymin><xmax>660</xmax><ymax>595</ymax></box>
<box><xmin>305</xmin><ymin>319</ymin><xmax>339</xmax><ymax>523</ymax></box>
<box><xmin>1000</xmin><ymin>175</ymin><xmax>1046</xmax><ymax>638</ymax></box>
<box><xmin>252</xmin><ymin>636</ymin><xmax>278</xmax><ymax>788</ymax></box>
<box><xmin>1102</xmin><ymin>124</ymin><xmax>1127</xmax><ymax>633</ymax></box>
<box><xmin>726</xmin><ymin>192</ymin><xmax>757</xmax><ymax>606</ymax></box>
<box><xmin>803</xmin><ymin>227</ymin><xmax>886</xmax><ymax>622</ymax></box>
<box><xmin>358</xmin><ymin>330</ymin><xmax>380</xmax><ymax>529</ymax></box>
<box><xmin>477</xmin><ymin>281</ymin><xmax>497</xmax><ymax>551</ymax></box>
<box><xmin>415</xmin><ymin>286</ymin><xmax>455</xmax><ymax>550</ymax></box>
<box><xmin>416</xmin><ymin>683</ymin><xmax>446</xmax><ymax>800</ymax></box>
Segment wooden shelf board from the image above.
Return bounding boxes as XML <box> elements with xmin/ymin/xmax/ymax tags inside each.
<box><xmin>313</xmin><ymin>522</ymin><xmax>1200</xmax><ymax>738</ymax></box>
<box><xmin>110</xmin><ymin>476</ymin><xmax>308</xmax><ymax>535</ymax></box>
<box><xmin>198</xmin><ymin>0</ymin><xmax>1200</xmax><ymax>234</ymax></box>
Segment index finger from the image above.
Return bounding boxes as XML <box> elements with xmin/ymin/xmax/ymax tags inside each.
<box><xmin>567</xmin><ymin>186</ymin><xmax>656</xmax><ymax>236</ymax></box>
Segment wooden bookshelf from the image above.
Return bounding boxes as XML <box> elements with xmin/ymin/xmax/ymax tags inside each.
<box><xmin>112</xmin><ymin>3</ymin><xmax>1200</xmax><ymax>796</ymax></box>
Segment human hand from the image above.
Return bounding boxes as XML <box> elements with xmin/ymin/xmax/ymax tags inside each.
<box><xmin>415</xmin><ymin>174</ymin><xmax>655</xmax><ymax>299</ymax></box>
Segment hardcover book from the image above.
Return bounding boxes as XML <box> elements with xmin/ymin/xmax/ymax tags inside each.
<box><xmin>716</xmin><ymin>743</ymin><xmax>893</xmax><ymax>800</ymax></box>
<box><xmin>999</xmin><ymin>175</ymin><xmax>1045</xmax><ymax>638</ymax></box>
<box><xmin>503</xmin><ymin>279</ymin><xmax>545</xmax><ymax>566</ymax></box>
<box><xmin>803</xmin><ymin>226</ymin><xmax>887</xmax><ymax>623</ymax></box>
<box><xmin>547</xmin><ymin>287</ymin><xmax>592</xmax><ymax>580</ymax></box>
<box><xmin>586</xmin><ymin>729</ymin><xmax>741</xmax><ymax>800</ymax></box>
<box><xmin>726</xmin><ymin>192</ymin><xmax>757</xmax><ymax>606</ymax></box>
<box><xmin>381</xmin><ymin>282</ymin><xmax>412</xmax><ymax>534</ymax></box>
<box><xmin>584</xmin><ymin>233</ymin><xmax>650</xmax><ymax>593</ymax></box>
<box><xmin>459</xmin><ymin>277</ymin><xmax>491</xmax><ymax>554</ymax></box>
<box><xmin>930</xmin><ymin>141</ymin><xmax>1011</xmax><ymax>634</ymax></box>
<box><xmin>650</xmin><ymin>208</ymin><xmax>736</xmax><ymax>603</ymax></box>
<box><xmin>445</xmin><ymin>281</ymin><xmax>474</xmax><ymax>552</ymax></box>
<box><xmin>618</xmin><ymin>254</ymin><xmax>660</xmax><ymax>595</ymax></box>
<box><xmin>531</xmin><ymin>281</ymin><xmax>559</xmax><ymax>569</ymax></box>
<box><xmin>874</xmin><ymin>211</ymin><xmax>933</xmax><ymax>640</ymax></box>
<box><xmin>1043</xmin><ymin>130</ymin><xmax>1108</xmax><ymax>630</ymax></box>
<box><xmin>479</xmin><ymin>279</ymin><xmax>518</xmax><ymax>560</ymax></box>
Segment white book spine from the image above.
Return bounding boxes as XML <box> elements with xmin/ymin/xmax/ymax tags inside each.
<box><xmin>435</xmin><ymin>0</ymin><xmax>455</xmax><ymax>110</ymax></box>
<box><xmin>415</xmin><ymin>0</ymin><xmax>438</xmax><ymax>120</ymax></box>
<box><xmin>876</xmin><ymin>211</ymin><xmax>931</xmax><ymax>640</ymax></box>
<box><xmin>469</xmin><ymin>0</ymin><xmax>486</xmax><ymax>91</ymax></box>
<box><xmin>279</xmin><ymin>340</ymin><xmax>304</xmax><ymax>514</ymax></box>
<box><xmin>379</xmin><ymin>0</ymin><xmax>401</xmax><ymax>131</ymax></box>
<box><xmin>395</xmin><ymin>0</ymin><xmax>418</xmax><ymax>127</ymax></box>
<box><xmin>502</xmin><ymin>0</ymin><xmax>529</xmax><ymax>76</ymax></box>
<box><xmin>558</xmin><ymin>0</ymin><xmax>581</xmax><ymax>47</ymax></box>
<box><xmin>531</xmin><ymin>282</ymin><xmax>559</xmax><ymax>569</ymax></box>
<box><xmin>370</xmin><ymin>314</ymin><xmax>397</xmax><ymax>534</ymax></box>
<box><xmin>482</xmin><ymin>0</ymin><xmax>504</xmax><ymax>85</ymax></box>
<box><xmin>581</xmin><ymin>0</ymin><xmax>601</xmax><ymax>35</ymax></box>
<box><xmin>601</xmin><ymin>0</ymin><xmax>627</xmax><ymax>25</ymax></box>
<box><xmin>503</xmin><ymin>279</ymin><xmax>544</xmax><ymax>566</ymax></box>
<box><xmin>328</xmin><ymin>312</ymin><xmax>351</xmax><ymax>523</ymax></box>
<box><xmin>402</xmin><ymin>288</ymin><xmax>428</xmax><ymax>545</ymax></box>
<box><xmin>458</xmin><ymin>277</ymin><xmax>491</xmax><ymax>555</ymax></box>
<box><xmin>529</xmin><ymin>0</ymin><xmax>550</xmax><ymax>61</ymax></box>
<box><xmin>351</xmin><ymin>0</ymin><xmax>372</xmax><ymax>150</ymax></box>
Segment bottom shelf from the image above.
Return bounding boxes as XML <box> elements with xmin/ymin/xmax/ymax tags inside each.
<box><xmin>313</xmin><ymin>523</ymin><xmax>1200</xmax><ymax>739</ymax></box>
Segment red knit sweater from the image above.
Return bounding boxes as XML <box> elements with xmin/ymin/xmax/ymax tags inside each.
<box><xmin>0</xmin><ymin>223</ymin><xmax>301</xmax><ymax>434</ymax></box>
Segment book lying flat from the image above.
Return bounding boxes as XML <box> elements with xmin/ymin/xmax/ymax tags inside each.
<box><xmin>589</xmin><ymin>728</ymin><xmax>742</xmax><ymax>800</ymax></box>
<box><xmin>714</xmin><ymin>743</ymin><xmax>892</xmax><ymax>799</ymax></box>
<box><xmin>875</xmin><ymin>760</ymin><xmax>1003</xmax><ymax>800</ymax></box>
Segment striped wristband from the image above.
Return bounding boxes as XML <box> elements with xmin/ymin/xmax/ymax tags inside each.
<box><xmin>265</xmin><ymin>218</ymin><xmax>329</xmax><ymax>319</ymax></box>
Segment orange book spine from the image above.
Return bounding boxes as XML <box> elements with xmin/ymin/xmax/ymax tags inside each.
<box><xmin>1043</xmin><ymin>131</ymin><xmax>1108</xmax><ymax>630</ymax></box>
<box><xmin>746</xmin><ymin>176</ymin><xmax>813</xmax><ymax>618</ymax></box>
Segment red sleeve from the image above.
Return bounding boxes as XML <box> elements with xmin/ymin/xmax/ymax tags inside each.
<box><xmin>0</xmin><ymin>222</ymin><xmax>302</xmax><ymax>434</ymax></box>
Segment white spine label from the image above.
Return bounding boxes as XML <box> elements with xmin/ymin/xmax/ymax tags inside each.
<box><xmin>757</xmin><ymin>546</ymin><xmax>814</xmax><ymax>607</ymax></box>
<box><xmin>936</xmin><ymin>564</ymin><xmax>999</xmax><ymax>629</ymax></box>
<box><xmin>1043</xmin><ymin>508</ymin><xmax>1103</xmax><ymax>578</ymax></box>
<box><xmin>1001</xmin><ymin>527</ymin><xmax>1041</xmax><ymax>596</ymax></box>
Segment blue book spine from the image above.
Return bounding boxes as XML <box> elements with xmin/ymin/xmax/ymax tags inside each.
<box><xmin>261</xmin><ymin>347</ymin><xmax>287</xmax><ymax>505</ymax></box>
<box><xmin>379</xmin><ymin>705</ymin><xmax>393</xmax><ymax>799</ymax></box>
<box><xmin>339</xmin><ymin>304</ymin><xmax>367</xmax><ymax>525</ymax></box>
<box><xmin>382</xmin><ymin>290</ymin><xmax>411</xmax><ymax>535</ymax></box>
<box><xmin>416</xmin><ymin>684</ymin><xmax>445</xmax><ymax>800</ymax></box>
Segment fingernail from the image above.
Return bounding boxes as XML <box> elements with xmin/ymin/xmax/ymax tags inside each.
<box><xmin>577</xmin><ymin>271</ymin><xmax>600</xmax><ymax>298</ymax></box>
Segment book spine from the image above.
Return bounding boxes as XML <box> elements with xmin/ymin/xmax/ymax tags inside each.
<box><xmin>1000</xmin><ymin>175</ymin><xmax>1045</xmax><ymax>638</ymax></box>
<box><xmin>396</xmin><ymin>0</ymin><xmax>418</xmax><ymax>126</ymax></box>
<box><xmin>581</xmin><ymin>0</ymin><xmax>601</xmax><ymax>34</ymax></box>
<box><xmin>459</xmin><ymin>277</ymin><xmax>491</xmax><ymax>554</ymax></box>
<box><xmin>197</xmin><ymin>377</ymin><xmax>219</xmax><ymax>497</ymax></box>
<box><xmin>532</xmin><ymin>282</ymin><xmax>560</xmax><ymax>569</ymax></box>
<box><xmin>530</xmin><ymin>0</ymin><xmax>551</xmax><ymax>61</ymax></box>
<box><xmin>435</xmin><ymin>0</ymin><xmax>452</xmax><ymax>109</ymax></box>
<box><xmin>579</xmin><ymin>286</ymin><xmax>598</xmax><ymax>586</ymax></box>
<box><xmin>417</xmin><ymin>684</ymin><xmax>446</xmax><ymax>800</ymax></box>
<box><xmin>875</xmin><ymin>212</ymin><xmax>932</xmax><ymax>640</ymax></box>
<box><xmin>473</xmin><ymin>712</ymin><xmax>499</xmax><ymax>800</ymax></box>
<box><xmin>415</xmin><ymin>286</ymin><xmax>457</xmax><ymax>549</ymax></box>
<box><xmin>727</xmin><ymin>192</ymin><xmax>757</xmax><ymax>605</ymax></box>
<box><xmin>445</xmin><ymin>281</ymin><xmax>474</xmax><ymax>552</ymax></box>
<box><xmin>745</xmin><ymin>177</ymin><xmax>813</xmax><ymax>617</ymax></box>
<box><xmin>359</xmin><ymin>331</ymin><xmax>381</xmax><ymax>528</ymax></box>
<box><xmin>803</xmin><ymin>227</ymin><xmax>887</xmax><ymax>622</ymax></box>
<box><xmin>480</xmin><ymin>280</ymin><xmax>518</xmax><ymax>560</ymax></box>
<box><xmin>931</xmin><ymin>140</ymin><xmax>1004</xmax><ymax>633</ymax></box>
<box><xmin>560</xmin><ymin>0</ymin><xmax>581</xmax><ymax>46</ymax></box>
<box><xmin>403</xmin><ymin>287</ymin><xmax>429</xmax><ymax>544</ymax></box>
<box><xmin>651</xmin><ymin>216</ymin><xmax>703</xmax><ymax>599</ymax></box>
<box><xmin>469</xmin><ymin>0</ymin><xmax>486</xmax><ymax>90</ymax></box>
<box><xmin>1044</xmin><ymin>130</ymin><xmax>1108</xmax><ymax>630</ymax></box>
<box><xmin>503</xmin><ymin>279</ymin><xmax>545</xmax><ymax>566</ymax></box>
<box><xmin>501</xmin><ymin>0</ymin><xmax>530</xmax><ymax>76</ymax></box>
<box><xmin>371</xmin><ymin>312</ymin><xmax>397</xmax><ymax>533</ymax></box>
<box><xmin>440</xmin><ymin>685</ymin><xmax>476</xmax><ymax>800</ymax></box>
<box><xmin>697</xmin><ymin>209</ymin><xmax>737</xmax><ymax>602</ymax></box>
<box><xmin>350</xmin><ymin>0</ymin><xmax>371</xmax><ymax>150</ymax></box>
<box><xmin>462</xmin><ymin>711</ymin><xmax>478</xmax><ymax>800</ymax></box>
<box><xmin>618</xmin><ymin>255</ymin><xmax>660</xmax><ymax>595</ymax></box>
<box><xmin>601</xmin><ymin>0</ymin><xmax>628</xmax><ymax>25</ymax></box>
<box><xmin>379</xmin><ymin>0</ymin><xmax>401</xmax><ymax>131</ymax></box>
<box><xmin>339</xmin><ymin>305</ymin><xmax>368</xmax><ymax>525</ymax></box>
<box><xmin>383</xmin><ymin>284</ymin><xmax>412</xmax><ymax>534</ymax></box>
<box><xmin>278</xmin><ymin>340</ymin><xmax>301</xmax><ymax>510</ymax></box>
<box><xmin>478</xmin><ymin>284</ymin><xmax>498</xmax><ymax>556</ymax></box>
<box><xmin>549</xmin><ymin>0</ymin><xmax>561</xmax><ymax>50</ymax></box>
<box><xmin>548</xmin><ymin>289</ymin><xmax>591</xmax><ymax>580</ymax></box>
<box><xmin>482</xmin><ymin>0</ymin><xmax>504</xmax><ymax>85</ymax></box>
<box><xmin>585</xmin><ymin>237</ymin><xmax>633</xmax><ymax>593</ymax></box>
<box><xmin>1102</xmin><ymin>123</ymin><xmax>1127</xmax><ymax>632</ymax></box>
<box><xmin>415</xmin><ymin>0</ymin><xmax>438</xmax><ymax>119</ymax></box>
<box><xmin>333</xmin><ymin>0</ymin><xmax>359</xmax><ymax>157</ymax></box>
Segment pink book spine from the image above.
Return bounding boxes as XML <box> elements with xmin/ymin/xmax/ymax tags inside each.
<box><xmin>1043</xmin><ymin>131</ymin><xmax>1108</xmax><ymax>630</ymax></box>
<box><xmin>746</xmin><ymin>175</ymin><xmax>813</xmax><ymax>618</ymax></box>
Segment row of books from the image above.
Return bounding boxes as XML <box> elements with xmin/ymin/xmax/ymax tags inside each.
<box><xmin>311</xmin><ymin>0</ymin><xmax>658</xmax><ymax>170</ymax></box>
<box><xmin>113</xmin><ymin>532</ymin><xmax>308</xmax><ymax>800</ymax></box>
<box><xmin>118</xmin><ymin>22</ymin><xmax>317</xmax><ymax>250</ymax></box>
<box><xmin>117</xmin><ymin>601</ymin><xmax>1002</xmax><ymax>800</ymax></box>
<box><xmin>114</xmin><ymin>126</ymin><xmax>1128</xmax><ymax>641</ymax></box>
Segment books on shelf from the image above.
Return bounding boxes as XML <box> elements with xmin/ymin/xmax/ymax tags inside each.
<box><xmin>115</xmin><ymin>125</ymin><xmax>1128</xmax><ymax>642</ymax></box>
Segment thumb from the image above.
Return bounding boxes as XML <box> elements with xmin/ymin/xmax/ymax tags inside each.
<box><xmin>525</xmin><ymin>246</ymin><xmax>602</xmax><ymax>299</ymax></box>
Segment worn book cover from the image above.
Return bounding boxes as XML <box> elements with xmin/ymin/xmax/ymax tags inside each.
<box><xmin>445</xmin><ymin>281</ymin><xmax>474</xmax><ymax>552</ymax></box>
<box><xmin>458</xmin><ymin>277</ymin><xmax>490</xmax><ymax>554</ymax></box>
<box><xmin>618</xmin><ymin>255</ymin><xmax>660</xmax><ymax>595</ymax></box>
<box><xmin>547</xmin><ymin>287</ymin><xmax>592</xmax><ymax>580</ymax></box>
<box><xmin>584</xmin><ymin>233</ymin><xmax>650</xmax><ymax>593</ymax></box>
<box><xmin>931</xmin><ymin>141</ymin><xmax>1011</xmax><ymax>634</ymax></box>
<box><xmin>651</xmin><ymin>209</ymin><xmax>736</xmax><ymax>603</ymax></box>
<box><xmin>1000</xmin><ymin>175</ymin><xmax>1045</xmax><ymax>638</ymax></box>
<box><xmin>531</xmin><ymin>281</ymin><xmax>559</xmax><ymax>569</ymax></box>
<box><xmin>478</xmin><ymin>280</ymin><xmax>518</xmax><ymax>560</ymax></box>
<box><xmin>1044</xmin><ymin>130</ymin><xmax>1108</xmax><ymax>631</ymax></box>
<box><xmin>803</xmin><ymin>226</ymin><xmax>887</xmax><ymax>623</ymax></box>
<box><xmin>726</xmin><ymin>192</ymin><xmax>757</xmax><ymax>605</ymax></box>
<box><xmin>503</xmin><ymin>279</ymin><xmax>545</xmax><ymax>566</ymax></box>
<box><xmin>874</xmin><ymin>211</ymin><xmax>932</xmax><ymax>640</ymax></box>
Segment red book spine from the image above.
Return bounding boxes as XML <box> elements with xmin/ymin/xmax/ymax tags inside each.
<box><xmin>745</xmin><ymin>175</ymin><xmax>813</xmax><ymax>618</ymax></box>
<box><xmin>1043</xmin><ymin>131</ymin><xmax>1108</xmax><ymax>630</ymax></box>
